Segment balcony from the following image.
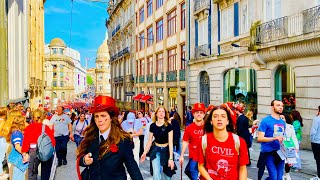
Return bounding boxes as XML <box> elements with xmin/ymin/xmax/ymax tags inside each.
<box><xmin>139</xmin><ymin>76</ymin><xmax>145</xmax><ymax>83</ymax></box>
<box><xmin>303</xmin><ymin>5</ymin><xmax>320</xmax><ymax>34</ymax></box>
<box><xmin>127</xmin><ymin>74</ymin><xmax>134</xmax><ymax>82</ymax></box>
<box><xmin>146</xmin><ymin>74</ymin><xmax>153</xmax><ymax>83</ymax></box>
<box><xmin>179</xmin><ymin>69</ymin><xmax>186</xmax><ymax>81</ymax></box>
<box><xmin>112</xmin><ymin>24</ymin><xmax>121</xmax><ymax>37</ymax></box>
<box><xmin>254</xmin><ymin>5</ymin><xmax>320</xmax><ymax>46</ymax></box>
<box><xmin>155</xmin><ymin>73</ymin><xmax>164</xmax><ymax>82</ymax></box>
<box><xmin>119</xmin><ymin>76</ymin><xmax>124</xmax><ymax>83</ymax></box>
<box><xmin>111</xmin><ymin>47</ymin><xmax>130</xmax><ymax>62</ymax></box>
<box><xmin>195</xmin><ymin>44</ymin><xmax>210</xmax><ymax>59</ymax></box>
<box><xmin>213</xmin><ymin>0</ymin><xmax>222</xmax><ymax>4</ymax></box>
<box><xmin>166</xmin><ymin>70</ymin><xmax>177</xmax><ymax>82</ymax></box>
<box><xmin>255</xmin><ymin>17</ymin><xmax>288</xmax><ymax>45</ymax></box>
<box><xmin>122</xmin><ymin>47</ymin><xmax>130</xmax><ymax>56</ymax></box>
<box><xmin>114</xmin><ymin>77</ymin><xmax>119</xmax><ymax>83</ymax></box>
<box><xmin>194</xmin><ymin>0</ymin><xmax>210</xmax><ymax>18</ymax></box>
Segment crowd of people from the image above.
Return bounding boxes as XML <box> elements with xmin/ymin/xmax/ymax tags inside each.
<box><xmin>0</xmin><ymin>98</ymin><xmax>319</xmax><ymax>180</ymax></box>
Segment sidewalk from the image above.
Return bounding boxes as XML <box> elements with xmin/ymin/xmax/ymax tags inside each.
<box><xmin>250</xmin><ymin>141</ymin><xmax>318</xmax><ymax>176</ymax></box>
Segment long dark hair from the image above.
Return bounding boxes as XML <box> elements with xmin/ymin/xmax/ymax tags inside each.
<box><xmin>204</xmin><ymin>106</ymin><xmax>235</xmax><ymax>134</ymax></box>
<box><xmin>77</xmin><ymin>110</ymin><xmax>130</xmax><ymax>159</ymax></box>
<box><xmin>291</xmin><ymin>110</ymin><xmax>303</xmax><ymax>127</ymax></box>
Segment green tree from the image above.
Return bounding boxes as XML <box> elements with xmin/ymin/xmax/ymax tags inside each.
<box><xmin>86</xmin><ymin>75</ymin><xmax>94</xmax><ymax>85</ymax></box>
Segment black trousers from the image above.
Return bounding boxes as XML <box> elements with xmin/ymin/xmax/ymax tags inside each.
<box><xmin>139</xmin><ymin>135</ymin><xmax>144</xmax><ymax>157</ymax></box>
<box><xmin>28</xmin><ymin>148</ymin><xmax>53</xmax><ymax>180</ymax></box>
<box><xmin>312</xmin><ymin>142</ymin><xmax>320</xmax><ymax>177</ymax></box>
<box><xmin>55</xmin><ymin>135</ymin><xmax>69</xmax><ymax>163</ymax></box>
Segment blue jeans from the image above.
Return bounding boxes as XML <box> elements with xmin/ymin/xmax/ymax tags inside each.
<box><xmin>265</xmin><ymin>152</ymin><xmax>284</xmax><ymax>180</ymax></box>
<box><xmin>189</xmin><ymin>159</ymin><xmax>199</xmax><ymax>180</ymax></box>
<box><xmin>12</xmin><ymin>166</ymin><xmax>26</xmax><ymax>180</ymax></box>
<box><xmin>151</xmin><ymin>152</ymin><xmax>171</xmax><ymax>180</ymax></box>
<box><xmin>55</xmin><ymin>135</ymin><xmax>69</xmax><ymax>163</ymax></box>
<box><xmin>0</xmin><ymin>137</ymin><xmax>6</xmax><ymax>174</ymax></box>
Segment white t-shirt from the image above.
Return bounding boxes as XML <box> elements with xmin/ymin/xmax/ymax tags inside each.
<box><xmin>121</xmin><ymin>119</ymin><xmax>143</xmax><ymax>139</ymax></box>
<box><xmin>49</xmin><ymin>114</ymin><xmax>72</xmax><ymax>137</ymax></box>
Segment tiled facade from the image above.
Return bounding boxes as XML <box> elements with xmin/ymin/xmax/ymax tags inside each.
<box><xmin>188</xmin><ymin>0</ymin><xmax>320</xmax><ymax>149</ymax></box>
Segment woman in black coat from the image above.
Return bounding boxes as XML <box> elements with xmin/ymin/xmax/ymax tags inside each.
<box><xmin>77</xmin><ymin>96</ymin><xmax>143</xmax><ymax>180</ymax></box>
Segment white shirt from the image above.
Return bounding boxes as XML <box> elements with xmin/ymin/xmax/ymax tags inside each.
<box><xmin>99</xmin><ymin>127</ymin><xmax>111</xmax><ymax>143</ymax></box>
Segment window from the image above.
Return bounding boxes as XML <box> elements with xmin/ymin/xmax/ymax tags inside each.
<box><xmin>265</xmin><ymin>0</ymin><xmax>281</xmax><ymax>21</ymax></box>
<box><xmin>224</xmin><ymin>68</ymin><xmax>257</xmax><ymax>118</ymax></box>
<box><xmin>147</xmin><ymin>26</ymin><xmax>153</xmax><ymax>46</ymax></box>
<box><xmin>139</xmin><ymin>31</ymin><xmax>145</xmax><ymax>50</ymax></box>
<box><xmin>53</xmin><ymin>81</ymin><xmax>57</xmax><ymax>87</ymax></box>
<box><xmin>59</xmin><ymin>64</ymin><xmax>64</xmax><ymax>69</ymax></box>
<box><xmin>275</xmin><ymin>65</ymin><xmax>296</xmax><ymax>113</ymax></box>
<box><xmin>139</xmin><ymin>6</ymin><xmax>144</xmax><ymax>23</ymax></box>
<box><xmin>60</xmin><ymin>72</ymin><xmax>64</xmax><ymax>78</ymax></box>
<box><xmin>168</xmin><ymin>48</ymin><xmax>177</xmax><ymax>71</ymax></box>
<box><xmin>156</xmin><ymin>0</ymin><xmax>163</xmax><ymax>9</ymax></box>
<box><xmin>197</xmin><ymin>18</ymin><xmax>209</xmax><ymax>45</ymax></box>
<box><xmin>181</xmin><ymin>44</ymin><xmax>186</xmax><ymax>69</ymax></box>
<box><xmin>53</xmin><ymin>72</ymin><xmax>57</xmax><ymax>78</ymax></box>
<box><xmin>156</xmin><ymin>53</ymin><xmax>163</xmax><ymax>73</ymax></box>
<box><xmin>52</xmin><ymin>48</ymin><xmax>57</xmax><ymax>54</ymax></box>
<box><xmin>156</xmin><ymin>19</ymin><xmax>163</xmax><ymax>42</ymax></box>
<box><xmin>147</xmin><ymin>56</ymin><xmax>153</xmax><ymax>75</ymax></box>
<box><xmin>181</xmin><ymin>2</ymin><xmax>186</xmax><ymax>30</ymax></box>
<box><xmin>221</xmin><ymin>6</ymin><xmax>234</xmax><ymax>40</ymax></box>
<box><xmin>140</xmin><ymin>59</ymin><xmax>145</xmax><ymax>75</ymax></box>
<box><xmin>240</xmin><ymin>0</ymin><xmax>255</xmax><ymax>34</ymax></box>
<box><xmin>59</xmin><ymin>49</ymin><xmax>63</xmax><ymax>54</ymax></box>
<box><xmin>60</xmin><ymin>81</ymin><xmax>64</xmax><ymax>87</ymax></box>
<box><xmin>167</xmin><ymin>9</ymin><xmax>177</xmax><ymax>36</ymax></box>
<box><xmin>147</xmin><ymin>0</ymin><xmax>153</xmax><ymax>17</ymax></box>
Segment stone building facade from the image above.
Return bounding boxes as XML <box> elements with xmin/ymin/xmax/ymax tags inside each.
<box><xmin>188</xmin><ymin>0</ymin><xmax>320</xmax><ymax>149</ymax></box>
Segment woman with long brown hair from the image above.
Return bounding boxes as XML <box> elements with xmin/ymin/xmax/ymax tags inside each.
<box><xmin>140</xmin><ymin>106</ymin><xmax>176</xmax><ymax>180</ymax></box>
<box><xmin>77</xmin><ymin>96</ymin><xmax>143</xmax><ymax>180</ymax></box>
<box><xmin>6</xmin><ymin>115</ymin><xmax>27</xmax><ymax>180</ymax></box>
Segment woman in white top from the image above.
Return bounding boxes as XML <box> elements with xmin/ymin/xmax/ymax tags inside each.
<box><xmin>73</xmin><ymin>113</ymin><xmax>89</xmax><ymax>147</ymax></box>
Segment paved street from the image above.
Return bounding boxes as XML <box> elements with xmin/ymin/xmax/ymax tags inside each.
<box><xmin>54</xmin><ymin>141</ymin><xmax>315</xmax><ymax>180</ymax></box>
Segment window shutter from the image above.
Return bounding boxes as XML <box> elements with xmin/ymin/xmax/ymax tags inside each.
<box><xmin>195</xmin><ymin>20</ymin><xmax>198</xmax><ymax>47</ymax></box>
<box><xmin>208</xmin><ymin>2</ymin><xmax>211</xmax><ymax>55</ymax></box>
<box><xmin>234</xmin><ymin>2</ymin><xmax>239</xmax><ymax>37</ymax></box>
<box><xmin>218</xmin><ymin>4</ymin><xmax>221</xmax><ymax>42</ymax></box>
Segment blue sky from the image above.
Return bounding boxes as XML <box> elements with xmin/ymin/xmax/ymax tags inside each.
<box><xmin>44</xmin><ymin>0</ymin><xmax>109</xmax><ymax>69</ymax></box>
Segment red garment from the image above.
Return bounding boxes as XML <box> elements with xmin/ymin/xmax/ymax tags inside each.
<box><xmin>182</xmin><ymin>122</ymin><xmax>204</xmax><ymax>161</ymax></box>
<box><xmin>230</xmin><ymin>110</ymin><xmax>237</xmax><ymax>129</ymax></box>
<box><xmin>21</xmin><ymin>122</ymin><xmax>56</xmax><ymax>153</ymax></box>
<box><xmin>198</xmin><ymin>132</ymin><xmax>249</xmax><ymax>180</ymax></box>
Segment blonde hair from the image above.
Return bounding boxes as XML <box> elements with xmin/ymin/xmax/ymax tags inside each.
<box><xmin>0</xmin><ymin>107</ymin><xmax>7</xmax><ymax>120</ymax></box>
<box><xmin>245</xmin><ymin>111</ymin><xmax>254</xmax><ymax>126</ymax></box>
<box><xmin>32</xmin><ymin>109</ymin><xmax>44</xmax><ymax>123</ymax></box>
<box><xmin>8</xmin><ymin>110</ymin><xmax>22</xmax><ymax>117</ymax></box>
<box><xmin>152</xmin><ymin>106</ymin><xmax>170</xmax><ymax>126</ymax></box>
<box><xmin>6</xmin><ymin>115</ymin><xmax>26</xmax><ymax>142</ymax></box>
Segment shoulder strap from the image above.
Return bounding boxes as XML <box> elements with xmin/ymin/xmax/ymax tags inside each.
<box><xmin>85</xmin><ymin>120</ymin><xmax>88</xmax><ymax>125</ymax></box>
<box><xmin>202</xmin><ymin>134</ymin><xmax>207</xmax><ymax>156</ymax></box>
<box><xmin>41</xmin><ymin>123</ymin><xmax>45</xmax><ymax>134</ymax></box>
<box><xmin>75</xmin><ymin>120</ymin><xmax>80</xmax><ymax>126</ymax></box>
<box><xmin>232</xmin><ymin>133</ymin><xmax>240</xmax><ymax>155</ymax></box>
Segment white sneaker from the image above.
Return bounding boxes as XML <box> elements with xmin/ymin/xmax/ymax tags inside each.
<box><xmin>310</xmin><ymin>177</ymin><xmax>320</xmax><ymax>180</ymax></box>
<box><xmin>284</xmin><ymin>173</ymin><xmax>291</xmax><ymax>180</ymax></box>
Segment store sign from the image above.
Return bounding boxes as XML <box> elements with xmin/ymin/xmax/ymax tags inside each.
<box><xmin>169</xmin><ymin>88</ymin><xmax>177</xmax><ymax>98</ymax></box>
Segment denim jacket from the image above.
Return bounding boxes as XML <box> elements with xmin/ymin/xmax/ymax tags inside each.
<box><xmin>310</xmin><ymin>116</ymin><xmax>320</xmax><ymax>144</ymax></box>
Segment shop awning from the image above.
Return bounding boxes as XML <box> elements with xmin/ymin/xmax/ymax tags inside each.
<box><xmin>140</xmin><ymin>95</ymin><xmax>152</xmax><ymax>103</ymax></box>
<box><xmin>133</xmin><ymin>94</ymin><xmax>144</xmax><ymax>101</ymax></box>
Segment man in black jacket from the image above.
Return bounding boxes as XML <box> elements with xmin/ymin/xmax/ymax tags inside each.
<box><xmin>235</xmin><ymin>104</ymin><xmax>252</xmax><ymax>166</ymax></box>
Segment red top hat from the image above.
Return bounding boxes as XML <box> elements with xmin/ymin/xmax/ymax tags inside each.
<box><xmin>192</xmin><ymin>103</ymin><xmax>206</xmax><ymax>114</ymax></box>
<box><xmin>235</xmin><ymin>104</ymin><xmax>244</xmax><ymax>113</ymax></box>
<box><xmin>89</xmin><ymin>96</ymin><xmax>119</xmax><ymax>116</ymax></box>
<box><xmin>206</xmin><ymin>104</ymin><xmax>215</xmax><ymax>113</ymax></box>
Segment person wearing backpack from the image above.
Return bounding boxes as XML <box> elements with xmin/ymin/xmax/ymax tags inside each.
<box><xmin>0</xmin><ymin>107</ymin><xmax>9</xmax><ymax>180</ymax></box>
<box><xmin>21</xmin><ymin>109</ymin><xmax>56</xmax><ymax>180</ymax></box>
<box><xmin>73</xmin><ymin>113</ymin><xmax>89</xmax><ymax>147</ymax></box>
<box><xmin>198</xmin><ymin>105</ymin><xmax>249</xmax><ymax>180</ymax></box>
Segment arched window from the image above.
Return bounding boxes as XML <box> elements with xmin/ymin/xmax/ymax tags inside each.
<box><xmin>200</xmin><ymin>71</ymin><xmax>210</xmax><ymax>107</ymax></box>
<box><xmin>224</xmin><ymin>68</ymin><xmax>257</xmax><ymax>118</ymax></box>
<box><xmin>275</xmin><ymin>65</ymin><xmax>295</xmax><ymax>113</ymax></box>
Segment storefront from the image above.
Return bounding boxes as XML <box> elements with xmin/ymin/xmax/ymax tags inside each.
<box><xmin>275</xmin><ymin>65</ymin><xmax>295</xmax><ymax>113</ymax></box>
<box><xmin>223</xmin><ymin>68</ymin><xmax>257</xmax><ymax>118</ymax></box>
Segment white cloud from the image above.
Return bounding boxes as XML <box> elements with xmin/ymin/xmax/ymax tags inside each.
<box><xmin>45</xmin><ymin>6</ymin><xmax>80</xmax><ymax>14</ymax></box>
<box><xmin>75</xmin><ymin>0</ymin><xmax>107</xmax><ymax>11</ymax></box>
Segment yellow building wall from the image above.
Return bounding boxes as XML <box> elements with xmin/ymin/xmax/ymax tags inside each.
<box><xmin>28</xmin><ymin>0</ymin><xmax>45</xmax><ymax>109</ymax></box>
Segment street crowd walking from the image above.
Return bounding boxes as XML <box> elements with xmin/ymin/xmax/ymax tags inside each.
<box><xmin>0</xmin><ymin>98</ymin><xmax>319</xmax><ymax>180</ymax></box>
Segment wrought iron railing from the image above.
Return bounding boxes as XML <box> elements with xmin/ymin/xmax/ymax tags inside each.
<box><xmin>139</xmin><ymin>76</ymin><xmax>145</xmax><ymax>83</ymax></box>
<box><xmin>155</xmin><ymin>73</ymin><xmax>164</xmax><ymax>82</ymax></box>
<box><xmin>256</xmin><ymin>17</ymin><xmax>288</xmax><ymax>45</ymax></box>
<box><xmin>179</xmin><ymin>69</ymin><xmax>186</xmax><ymax>81</ymax></box>
<box><xmin>303</xmin><ymin>5</ymin><xmax>320</xmax><ymax>34</ymax></box>
<box><xmin>119</xmin><ymin>76</ymin><xmax>124</xmax><ymax>83</ymax></box>
<box><xmin>147</xmin><ymin>74</ymin><xmax>153</xmax><ymax>83</ymax></box>
<box><xmin>112</xmin><ymin>24</ymin><xmax>121</xmax><ymax>37</ymax></box>
<box><xmin>166</xmin><ymin>70</ymin><xmax>177</xmax><ymax>82</ymax></box>
<box><xmin>195</xmin><ymin>44</ymin><xmax>210</xmax><ymax>59</ymax></box>
<box><xmin>194</xmin><ymin>0</ymin><xmax>210</xmax><ymax>12</ymax></box>
<box><xmin>114</xmin><ymin>77</ymin><xmax>119</xmax><ymax>83</ymax></box>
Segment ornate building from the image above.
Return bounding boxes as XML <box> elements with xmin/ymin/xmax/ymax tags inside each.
<box><xmin>28</xmin><ymin>0</ymin><xmax>46</xmax><ymax>108</ymax></box>
<box><xmin>188</xmin><ymin>0</ymin><xmax>320</xmax><ymax>149</ymax></box>
<box><xmin>95</xmin><ymin>33</ymin><xmax>111</xmax><ymax>96</ymax></box>
<box><xmin>107</xmin><ymin>0</ymin><xmax>135</xmax><ymax>110</ymax></box>
<box><xmin>44</xmin><ymin>38</ymin><xmax>76</xmax><ymax>109</ymax></box>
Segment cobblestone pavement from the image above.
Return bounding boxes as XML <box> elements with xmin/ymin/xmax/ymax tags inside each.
<box><xmin>54</xmin><ymin>141</ymin><xmax>313</xmax><ymax>180</ymax></box>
